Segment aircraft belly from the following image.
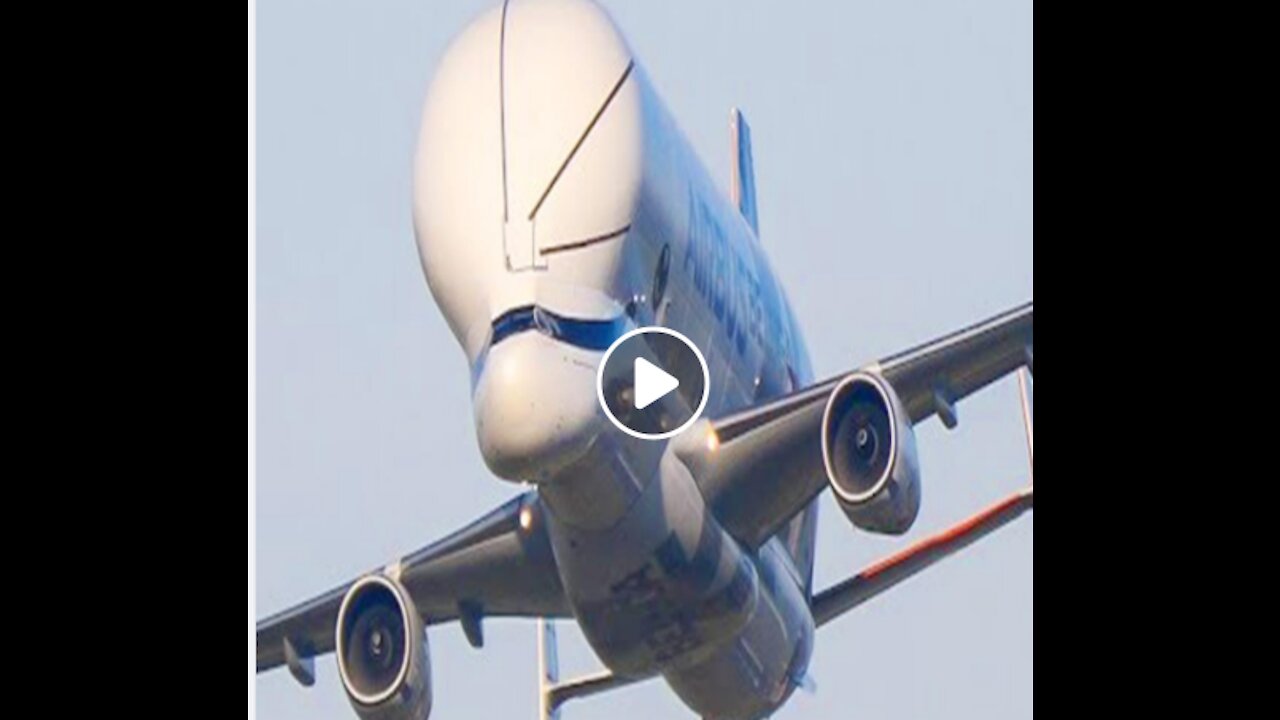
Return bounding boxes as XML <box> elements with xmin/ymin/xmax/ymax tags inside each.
<box><xmin>543</xmin><ymin>447</ymin><xmax>815</xmax><ymax>719</ymax></box>
<box><xmin>543</xmin><ymin>449</ymin><xmax>759</xmax><ymax>676</ymax></box>
<box><xmin>664</xmin><ymin>542</ymin><xmax>816</xmax><ymax>720</ymax></box>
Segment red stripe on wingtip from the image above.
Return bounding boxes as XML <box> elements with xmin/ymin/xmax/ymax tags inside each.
<box><xmin>861</xmin><ymin>490</ymin><xmax>1031</xmax><ymax>580</ymax></box>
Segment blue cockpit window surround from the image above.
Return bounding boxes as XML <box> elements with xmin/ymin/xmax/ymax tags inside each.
<box><xmin>490</xmin><ymin>305</ymin><xmax>627</xmax><ymax>352</ymax></box>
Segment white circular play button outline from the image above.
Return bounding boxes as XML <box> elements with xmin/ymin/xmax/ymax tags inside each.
<box><xmin>596</xmin><ymin>326</ymin><xmax>711</xmax><ymax>440</ymax></box>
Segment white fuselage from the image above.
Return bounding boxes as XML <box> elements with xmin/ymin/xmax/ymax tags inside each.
<box><xmin>413</xmin><ymin>2</ymin><xmax>818</xmax><ymax>717</ymax></box>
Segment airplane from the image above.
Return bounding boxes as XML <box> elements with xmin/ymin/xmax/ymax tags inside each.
<box><xmin>254</xmin><ymin>1</ymin><xmax>1033</xmax><ymax>718</ymax></box>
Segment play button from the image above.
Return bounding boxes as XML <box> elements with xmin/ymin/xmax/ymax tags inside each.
<box><xmin>634</xmin><ymin>357</ymin><xmax>680</xmax><ymax>410</ymax></box>
<box><xmin>597</xmin><ymin>327</ymin><xmax>710</xmax><ymax>440</ymax></box>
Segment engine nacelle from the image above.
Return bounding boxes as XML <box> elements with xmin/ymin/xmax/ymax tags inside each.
<box><xmin>821</xmin><ymin>372</ymin><xmax>921</xmax><ymax>535</ymax></box>
<box><xmin>336</xmin><ymin>574</ymin><xmax>433</xmax><ymax>720</ymax></box>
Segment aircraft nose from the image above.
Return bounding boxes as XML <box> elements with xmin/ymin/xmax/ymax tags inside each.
<box><xmin>473</xmin><ymin>331</ymin><xmax>604</xmax><ymax>482</ymax></box>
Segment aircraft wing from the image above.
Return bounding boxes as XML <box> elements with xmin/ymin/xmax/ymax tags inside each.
<box><xmin>256</xmin><ymin>492</ymin><xmax>570</xmax><ymax>675</ymax></box>
<box><xmin>676</xmin><ymin>301</ymin><xmax>1032</xmax><ymax>549</ymax></box>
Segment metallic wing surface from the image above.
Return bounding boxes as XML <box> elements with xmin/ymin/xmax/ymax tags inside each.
<box><xmin>676</xmin><ymin>301</ymin><xmax>1032</xmax><ymax>551</ymax></box>
<box><xmin>256</xmin><ymin>492</ymin><xmax>569</xmax><ymax>675</ymax></box>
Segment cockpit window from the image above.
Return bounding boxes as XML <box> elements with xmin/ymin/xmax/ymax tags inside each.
<box><xmin>490</xmin><ymin>305</ymin><xmax>627</xmax><ymax>352</ymax></box>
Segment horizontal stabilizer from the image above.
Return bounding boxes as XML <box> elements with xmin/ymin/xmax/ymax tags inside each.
<box><xmin>547</xmin><ymin>670</ymin><xmax>647</xmax><ymax>711</ymax></box>
<box><xmin>812</xmin><ymin>487</ymin><xmax>1033</xmax><ymax>627</ymax></box>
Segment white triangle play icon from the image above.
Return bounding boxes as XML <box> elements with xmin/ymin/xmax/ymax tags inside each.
<box><xmin>634</xmin><ymin>357</ymin><xmax>680</xmax><ymax>410</ymax></box>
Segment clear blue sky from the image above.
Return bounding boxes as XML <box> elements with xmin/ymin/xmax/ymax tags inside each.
<box><xmin>254</xmin><ymin>1</ymin><xmax>1033</xmax><ymax>718</ymax></box>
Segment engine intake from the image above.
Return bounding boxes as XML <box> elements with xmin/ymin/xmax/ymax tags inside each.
<box><xmin>821</xmin><ymin>372</ymin><xmax>921</xmax><ymax>535</ymax></box>
<box><xmin>336</xmin><ymin>574</ymin><xmax>432</xmax><ymax>720</ymax></box>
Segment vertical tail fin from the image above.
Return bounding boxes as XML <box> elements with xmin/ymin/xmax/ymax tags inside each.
<box><xmin>538</xmin><ymin>618</ymin><xmax>561</xmax><ymax>720</ymax></box>
<box><xmin>730</xmin><ymin>108</ymin><xmax>759</xmax><ymax>235</ymax></box>
<box><xmin>536</xmin><ymin>619</ymin><xmax>649</xmax><ymax>715</ymax></box>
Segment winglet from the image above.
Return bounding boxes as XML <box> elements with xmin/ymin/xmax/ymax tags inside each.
<box><xmin>730</xmin><ymin>108</ymin><xmax>759</xmax><ymax>235</ymax></box>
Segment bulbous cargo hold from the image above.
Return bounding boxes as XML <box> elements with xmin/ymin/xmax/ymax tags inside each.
<box><xmin>336</xmin><ymin>575</ymin><xmax>433</xmax><ymax>720</ymax></box>
<box><xmin>412</xmin><ymin>0</ymin><xmax>646</xmax><ymax>364</ymax></box>
<box><xmin>821</xmin><ymin>372</ymin><xmax>922</xmax><ymax>535</ymax></box>
<box><xmin>411</xmin><ymin>0</ymin><xmax>743</xmax><ymax>486</ymax></box>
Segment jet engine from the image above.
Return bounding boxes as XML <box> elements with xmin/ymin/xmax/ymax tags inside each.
<box><xmin>335</xmin><ymin>574</ymin><xmax>433</xmax><ymax>720</ymax></box>
<box><xmin>821</xmin><ymin>372</ymin><xmax>921</xmax><ymax>535</ymax></box>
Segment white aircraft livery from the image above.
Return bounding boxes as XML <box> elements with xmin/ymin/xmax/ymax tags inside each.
<box><xmin>255</xmin><ymin>1</ymin><xmax>1034</xmax><ymax>719</ymax></box>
